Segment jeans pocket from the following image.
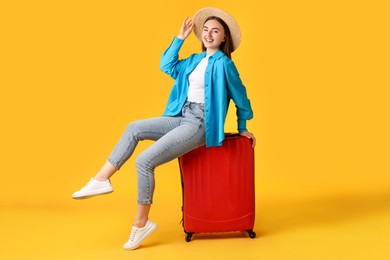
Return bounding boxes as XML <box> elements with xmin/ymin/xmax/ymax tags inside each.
<box><xmin>190</xmin><ymin>104</ymin><xmax>204</xmax><ymax>120</ymax></box>
<box><xmin>181</xmin><ymin>103</ymin><xmax>188</xmax><ymax>115</ymax></box>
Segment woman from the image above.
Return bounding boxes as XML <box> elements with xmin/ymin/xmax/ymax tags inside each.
<box><xmin>72</xmin><ymin>7</ymin><xmax>255</xmax><ymax>250</ymax></box>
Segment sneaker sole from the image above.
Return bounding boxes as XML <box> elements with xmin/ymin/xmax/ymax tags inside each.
<box><xmin>123</xmin><ymin>223</ymin><xmax>157</xmax><ymax>250</ymax></box>
<box><xmin>72</xmin><ymin>190</ymin><xmax>113</xmax><ymax>199</ymax></box>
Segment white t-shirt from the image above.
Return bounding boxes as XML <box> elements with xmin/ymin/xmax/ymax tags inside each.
<box><xmin>187</xmin><ymin>55</ymin><xmax>210</xmax><ymax>103</ymax></box>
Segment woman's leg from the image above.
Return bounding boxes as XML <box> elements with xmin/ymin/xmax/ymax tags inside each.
<box><xmin>124</xmin><ymin>102</ymin><xmax>205</xmax><ymax>250</ymax></box>
<box><xmin>107</xmin><ymin>116</ymin><xmax>183</xmax><ymax>170</ymax></box>
<box><xmin>134</xmin><ymin>204</ymin><xmax>151</xmax><ymax>227</ymax></box>
<box><xmin>93</xmin><ymin>161</ymin><xmax>117</xmax><ymax>181</ymax></box>
<box><xmin>131</xmin><ymin>120</ymin><xmax>205</xmax><ymax>227</ymax></box>
<box><xmin>73</xmin><ymin>116</ymin><xmax>182</xmax><ymax>199</ymax></box>
<box><xmin>134</xmin><ymin>103</ymin><xmax>205</xmax><ymax>218</ymax></box>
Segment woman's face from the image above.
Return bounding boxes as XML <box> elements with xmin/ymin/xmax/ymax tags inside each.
<box><xmin>202</xmin><ymin>19</ymin><xmax>226</xmax><ymax>52</ymax></box>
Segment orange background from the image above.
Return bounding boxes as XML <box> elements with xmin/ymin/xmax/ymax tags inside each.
<box><xmin>1</xmin><ymin>0</ymin><xmax>389</xmax><ymax>259</ymax></box>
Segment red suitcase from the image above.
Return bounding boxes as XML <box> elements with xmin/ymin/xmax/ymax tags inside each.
<box><xmin>178</xmin><ymin>134</ymin><xmax>256</xmax><ymax>242</ymax></box>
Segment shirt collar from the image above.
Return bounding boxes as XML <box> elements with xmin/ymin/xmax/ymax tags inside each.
<box><xmin>202</xmin><ymin>50</ymin><xmax>225</xmax><ymax>60</ymax></box>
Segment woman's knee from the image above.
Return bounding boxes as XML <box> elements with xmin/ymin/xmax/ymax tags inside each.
<box><xmin>135</xmin><ymin>153</ymin><xmax>154</xmax><ymax>173</ymax></box>
<box><xmin>126</xmin><ymin>121</ymin><xmax>137</xmax><ymax>133</ymax></box>
<box><xmin>125</xmin><ymin>120</ymin><xmax>143</xmax><ymax>140</ymax></box>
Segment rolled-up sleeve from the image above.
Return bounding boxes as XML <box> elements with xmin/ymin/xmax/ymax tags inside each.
<box><xmin>160</xmin><ymin>37</ymin><xmax>186</xmax><ymax>79</ymax></box>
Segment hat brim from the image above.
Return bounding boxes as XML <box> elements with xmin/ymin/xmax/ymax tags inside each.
<box><xmin>193</xmin><ymin>7</ymin><xmax>241</xmax><ymax>52</ymax></box>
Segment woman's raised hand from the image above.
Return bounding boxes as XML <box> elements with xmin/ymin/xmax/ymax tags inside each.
<box><xmin>177</xmin><ymin>17</ymin><xmax>194</xmax><ymax>40</ymax></box>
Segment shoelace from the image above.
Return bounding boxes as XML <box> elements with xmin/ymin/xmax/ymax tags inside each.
<box><xmin>129</xmin><ymin>228</ymin><xmax>139</xmax><ymax>242</ymax></box>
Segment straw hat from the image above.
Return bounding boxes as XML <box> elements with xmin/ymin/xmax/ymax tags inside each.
<box><xmin>193</xmin><ymin>7</ymin><xmax>241</xmax><ymax>51</ymax></box>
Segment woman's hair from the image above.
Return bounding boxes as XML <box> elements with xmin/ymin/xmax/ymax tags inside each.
<box><xmin>202</xmin><ymin>16</ymin><xmax>234</xmax><ymax>59</ymax></box>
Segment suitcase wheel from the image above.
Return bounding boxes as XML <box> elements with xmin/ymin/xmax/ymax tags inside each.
<box><xmin>246</xmin><ymin>229</ymin><xmax>256</xmax><ymax>239</ymax></box>
<box><xmin>185</xmin><ymin>232</ymin><xmax>194</xmax><ymax>242</ymax></box>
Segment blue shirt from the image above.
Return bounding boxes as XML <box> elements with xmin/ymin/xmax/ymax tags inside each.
<box><xmin>160</xmin><ymin>37</ymin><xmax>253</xmax><ymax>147</ymax></box>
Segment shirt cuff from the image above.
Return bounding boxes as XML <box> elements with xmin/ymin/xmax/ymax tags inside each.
<box><xmin>174</xmin><ymin>36</ymin><xmax>184</xmax><ymax>43</ymax></box>
<box><xmin>238</xmin><ymin>119</ymin><xmax>247</xmax><ymax>133</ymax></box>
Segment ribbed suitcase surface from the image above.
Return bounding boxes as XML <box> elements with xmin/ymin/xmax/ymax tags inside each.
<box><xmin>179</xmin><ymin>134</ymin><xmax>256</xmax><ymax>241</ymax></box>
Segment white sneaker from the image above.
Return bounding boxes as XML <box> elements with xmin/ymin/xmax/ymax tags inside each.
<box><xmin>72</xmin><ymin>178</ymin><xmax>113</xmax><ymax>199</ymax></box>
<box><xmin>123</xmin><ymin>220</ymin><xmax>157</xmax><ymax>250</ymax></box>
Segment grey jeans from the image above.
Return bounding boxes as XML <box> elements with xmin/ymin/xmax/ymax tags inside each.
<box><xmin>108</xmin><ymin>102</ymin><xmax>205</xmax><ymax>204</ymax></box>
